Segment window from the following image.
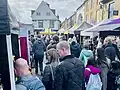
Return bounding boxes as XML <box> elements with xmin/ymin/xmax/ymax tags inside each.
<box><xmin>96</xmin><ymin>0</ymin><xmax>99</xmax><ymax>5</ymax></box>
<box><xmin>91</xmin><ymin>0</ymin><xmax>92</xmax><ymax>9</ymax></box>
<box><xmin>49</xmin><ymin>20</ymin><xmax>54</xmax><ymax>28</ymax></box>
<box><xmin>38</xmin><ymin>21</ymin><xmax>43</xmax><ymax>28</ymax></box>
<box><xmin>46</xmin><ymin>12</ymin><xmax>51</xmax><ymax>16</ymax></box>
<box><xmin>109</xmin><ymin>2</ymin><xmax>115</xmax><ymax>19</ymax></box>
<box><xmin>86</xmin><ymin>1</ymin><xmax>88</xmax><ymax>11</ymax></box>
<box><xmin>36</xmin><ymin>12</ymin><xmax>41</xmax><ymax>16</ymax></box>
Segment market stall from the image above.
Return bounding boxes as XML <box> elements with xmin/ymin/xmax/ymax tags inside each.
<box><xmin>0</xmin><ymin>0</ymin><xmax>20</xmax><ymax>90</ymax></box>
<box><xmin>74</xmin><ymin>21</ymin><xmax>93</xmax><ymax>43</ymax></box>
<box><xmin>86</xmin><ymin>18</ymin><xmax>120</xmax><ymax>37</ymax></box>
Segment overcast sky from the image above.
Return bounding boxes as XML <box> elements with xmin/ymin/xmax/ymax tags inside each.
<box><xmin>9</xmin><ymin>0</ymin><xmax>83</xmax><ymax>24</ymax></box>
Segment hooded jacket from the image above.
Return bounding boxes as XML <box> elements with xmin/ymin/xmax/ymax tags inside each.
<box><xmin>79</xmin><ymin>49</ymin><xmax>93</xmax><ymax>66</ymax></box>
<box><xmin>70</xmin><ymin>42</ymin><xmax>81</xmax><ymax>58</ymax></box>
<box><xmin>85</xmin><ymin>65</ymin><xmax>101</xmax><ymax>84</ymax></box>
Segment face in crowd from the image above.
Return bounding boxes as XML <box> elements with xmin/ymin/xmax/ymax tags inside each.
<box><xmin>57</xmin><ymin>41</ymin><xmax>71</xmax><ymax>57</ymax></box>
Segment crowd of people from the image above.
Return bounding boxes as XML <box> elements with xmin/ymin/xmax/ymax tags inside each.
<box><xmin>15</xmin><ymin>34</ymin><xmax>120</xmax><ymax>90</ymax></box>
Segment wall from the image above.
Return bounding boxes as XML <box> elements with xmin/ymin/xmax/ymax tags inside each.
<box><xmin>114</xmin><ymin>0</ymin><xmax>120</xmax><ymax>18</ymax></box>
<box><xmin>84</xmin><ymin>0</ymin><xmax>120</xmax><ymax>24</ymax></box>
<box><xmin>76</xmin><ymin>3</ymin><xmax>85</xmax><ymax>25</ymax></box>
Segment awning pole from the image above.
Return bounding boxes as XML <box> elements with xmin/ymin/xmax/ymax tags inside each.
<box><xmin>6</xmin><ymin>35</ymin><xmax>16</xmax><ymax>90</ymax></box>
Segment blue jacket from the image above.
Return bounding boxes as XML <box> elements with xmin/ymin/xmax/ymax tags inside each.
<box><xmin>79</xmin><ymin>49</ymin><xmax>93</xmax><ymax>66</ymax></box>
<box><xmin>16</xmin><ymin>75</ymin><xmax>45</xmax><ymax>90</ymax></box>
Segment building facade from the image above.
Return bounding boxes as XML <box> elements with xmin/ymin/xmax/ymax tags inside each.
<box><xmin>31</xmin><ymin>1</ymin><xmax>60</xmax><ymax>35</ymax></box>
<box><xmin>76</xmin><ymin>0</ymin><xmax>85</xmax><ymax>25</ymax></box>
<box><xmin>60</xmin><ymin>0</ymin><xmax>85</xmax><ymax>32</ymax></box>
<box><xmin>84</xmin><ymin>0</ymin><xmax>120</xmax><ymax>25</ymax></box>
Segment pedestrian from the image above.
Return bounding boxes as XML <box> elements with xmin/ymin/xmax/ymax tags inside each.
<box><xmin>32</xmin><ymin>37</ymin><xmax>46</xmax><ymax>75</ymax></box>
<box><xmin>15</xmin><ymin>58</ymin><xmax>45</xmax><ymax>90</ymax></box>
<box><xmin>103</xmin><ymin>37</ymin><xmax>116</xmax><ymax>61</ymax></box>
<box><xmin>47</xmin><ymin>35</ymin><xmax>59</xmax><ymax>50</ymax></box>
<box><xmin>79</xmin><ymin>43</ymin><xmax>93</xmax><ymax>67</ymax></box>
<box><xmin>42</xmin><ymin>48</ymin><xmax>59</xmax><ymax>90</ymax></box>
<box><xmin>107</xmin><ymin>61</ymin><xmax>120</xmax><ymax>90</ymax></box>
<box><xmin>97</xmin><ymin>48</ymin><xmax>110</xmax><ymax>90</ymax></box>
<box><xmin>54</xmin><ymin>41</ymin><xmax>85</xmax><ymax>90</ymax></box>
<box><xmin>68</xmin><ymin>34</ymin><xmax>74</xmax><ymax>44</ymax></box>
<box><xmin>70</xmin><ymin>41</ymin><xmax>81</xmax><ymax>58</ymax></box>
<box><xmin>85</xmin><ymin>57</ymin><xmax>102</xmax><ymax>90</ymax></box>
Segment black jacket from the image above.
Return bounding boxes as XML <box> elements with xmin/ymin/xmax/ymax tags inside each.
<box><xmin>42</xmin><ymin>65</ymin><xmax>56</xmax><ymax>90</ymax></box>
<box><xmin>112</xmin><ymin>44</ymin><xmax>120</xmax><ymax>60</ymax></box>
<box><xmin>107</xmin><ymin>69</ymin><xmax>120</xmax><ymax>90</ymax></box>
<box><xmin>54</xmin><ymin>55</ymin><xmax>85</xmax><ymax>90</ymax></box>
<box><xmin>103</xmin><ymin>44</ymin><xmax>120</xmax><ymax>61</ymax></box>
<box><xmin>33</xmin><ymin>40</ymin><xmax>46</xmax><ymax>57</ymax></box>
<box><xmin>104</xmin><ymin>44</ymin><xmax>116</xmax><ymax>61</ymax></box>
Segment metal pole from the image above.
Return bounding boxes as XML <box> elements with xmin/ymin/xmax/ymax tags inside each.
<box><xmin>6</xmin><ymin>35</ymin><xmax>16</xmax><ymax>90</ymax></box>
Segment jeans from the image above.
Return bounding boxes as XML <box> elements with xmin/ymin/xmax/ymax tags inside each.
<box><xmin>34</xmin><ymin>55</ymin><xmax>44</xmax><ymax>74</ymax></box>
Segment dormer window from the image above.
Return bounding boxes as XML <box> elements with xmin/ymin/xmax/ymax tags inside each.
<box><xmin>36</xmin><ymin>12</ymin><xmax>41</xmax><ymax>16</ymax></box>
<box><xmin>46</xmin><ymin>12</ymin><xmax>51</xmax><ymax>16</ymax></box>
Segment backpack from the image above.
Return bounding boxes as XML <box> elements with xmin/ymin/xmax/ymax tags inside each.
<box><xmin>86</xmin><ymin>68</ymin><xmax>102</xmax><ymax>90</ymax></box>
<box><xmin>115</xmin><ymin>75</ymin><xmax>120</xmax><ymax>90</ymax></box>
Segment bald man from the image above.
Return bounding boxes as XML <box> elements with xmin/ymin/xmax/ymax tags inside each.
<box><xmin>54</xmin><ymin>41</ymin><xmax>85</xmax><ymax>90</ymax></box>
<box><xmin>15</xmin><ymin>58</ymin><xmax>45</xmax><ymax>90</ymax></box>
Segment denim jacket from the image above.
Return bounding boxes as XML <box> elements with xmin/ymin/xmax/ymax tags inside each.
<box><xmin>16</xmin><ymin>75</ymin><xmax>45</xmax><ymax>90</ymax></box>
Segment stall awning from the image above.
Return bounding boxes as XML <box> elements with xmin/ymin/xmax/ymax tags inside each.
<box><xmin>86</xmin><ymin>18</ymin><xmax>120</xmax><ymax>32</ymax></box>
<box><xmin>58</xmin><ymin>28</ymin><xmax>65</xmax><ymax>33</ymax></box>
<box><xmin>68</xmin><ymin>24</ymin><xmax>78</xmax><ymax>34</ymax></box>
<box><xmin>89</xmin><ymin>23</ymin><xmax>120</xmax><ymax>32</ymax></box>
<box><xmin>40</xmin><ymin>28</ymin><xmax>56</xmax><ymax>35</ymax></box>
<box><xmin>75</xmin><ymin>21</ymin><xmax>93</xmax><ymax>31</ymax></box>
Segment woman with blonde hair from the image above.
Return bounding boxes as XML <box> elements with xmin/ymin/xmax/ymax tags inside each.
<box><xmin>42</xmin><ymin>48</ymin><xmax>59</xmax><ymax>90</ymax></box>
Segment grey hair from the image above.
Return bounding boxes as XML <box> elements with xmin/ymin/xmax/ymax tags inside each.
<box><xmin>57</xmin><ymin>41</ymin><xmax>70</xmax><ymax>50</ymax></box>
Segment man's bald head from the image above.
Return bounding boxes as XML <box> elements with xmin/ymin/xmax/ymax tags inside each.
<box><xmin>15</xmin><ymin>58</ymin><xmax>29</xmax><ymax>68</ymax></box>
<box><xmin>15</xmin><ymin>58</ymin><xmax>30</xmax><ymax>76</ymax></box>
<box><xmin>57</xmin><ymin>41</ymin><xmax>71</xmax><ymax>57</ymax></box>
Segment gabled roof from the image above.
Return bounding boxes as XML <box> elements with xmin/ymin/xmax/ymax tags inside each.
<box><xmin>75</xmin><ymin>21</ymin><xmax>92</xmax><ymax>31</ymax></box>
<box><xmin>32</xmin><ymin>1</ymin><xmax>58</xmax><ymax>20</ymax></box>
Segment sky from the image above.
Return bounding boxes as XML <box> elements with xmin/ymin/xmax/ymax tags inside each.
<box><xmin>9</xmin><ymin>0</ymin><xmax>83</xmax><ymax>24</ymax></box>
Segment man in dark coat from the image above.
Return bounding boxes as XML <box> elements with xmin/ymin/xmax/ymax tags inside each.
<box><xmin>103</xmin><ymin>37</ymin><xmax>120</xmax><ymax>61</ymax></box>
<box><xmin>33</xmin><ymin>38</ymin><xmax>46</xmax><ymax>75</ymax></box>
<box><xmin>54</xmin><ymin>41</ymin><xmax>85</xmax><ymax>90</ymax></box>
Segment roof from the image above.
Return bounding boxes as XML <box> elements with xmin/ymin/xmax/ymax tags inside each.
<box><xmin>76</xmin><ymin>0</ymin><xmax>86</xmax><ymax>11</ymax></box>
<box><xmin>31</xmin><ymin>1</ymin><xmax>59</xmax><ymax>20</ymax></box>
<box><xmin>75</xmin><ymin>21</ymin><xmax>92</xmax><ymax>31</ymax></box>
<box><xmin>0</xmin><ymin>0</ymin><xmax>19</xmax><ymax>35</ymax></box>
